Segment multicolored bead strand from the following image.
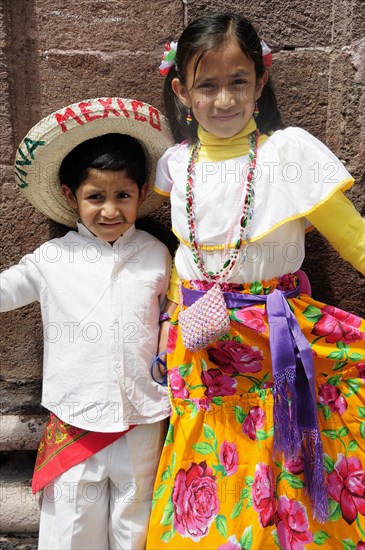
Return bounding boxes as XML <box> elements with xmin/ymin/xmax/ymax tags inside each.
<box><xmin>186</xmin><ymin>128</ymin><xmax>259</xmax><ymax>282</ymax></box>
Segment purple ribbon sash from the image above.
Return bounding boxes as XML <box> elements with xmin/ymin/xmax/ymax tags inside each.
<box><xmin>181</xmin><ymin>285</ymin><xmax>328</xmax><ymax>522</ymax></box>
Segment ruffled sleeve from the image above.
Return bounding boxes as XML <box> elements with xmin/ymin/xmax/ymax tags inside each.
<box><xmin>154</xmin><ymin>143</ymin><xmax>183</xmax><ymax>197</ymax></box>
<box><xmin>274</xmin><ymin>127</ymin><xmax>354</xmax><ymax>198</ymax></box>
<box><xmin>250</xmin><ymin>127</ymin><xmax>355</xmax><ymax>240</ymax></box>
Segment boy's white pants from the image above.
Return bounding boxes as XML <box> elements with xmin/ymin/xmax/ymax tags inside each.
<box><xmin>38</xmin><ymin>421</ymin><xmax>166</xmax><ymax>550</ymax></box>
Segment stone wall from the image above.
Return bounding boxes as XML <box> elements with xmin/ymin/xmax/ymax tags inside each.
<box><xmin>1</xmin><ymin>0</ymin><xmax>364</xmax><ymax>542</ymax></box>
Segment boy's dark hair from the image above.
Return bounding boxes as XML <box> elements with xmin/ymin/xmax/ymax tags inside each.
<box><xmin>164</xmin><ymin>12</ymin><xmax>283</xmax><ymax>142</ymax></box>
<box><xmin>59</xmin><ymin>133</ymin><xmax>147</xmax><ymax>194</ymax></box>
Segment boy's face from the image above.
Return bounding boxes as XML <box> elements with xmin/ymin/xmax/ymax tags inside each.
<box><xmin>62</xmin><ymin>169</ymin><xmax>147</xmax><ymax>243</ymax></box>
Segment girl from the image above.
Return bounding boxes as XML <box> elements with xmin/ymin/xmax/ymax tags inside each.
<box><xmin>147</xmin><ymin>12</ymin><xmax>365</xmax><ymax>550</ymax></box>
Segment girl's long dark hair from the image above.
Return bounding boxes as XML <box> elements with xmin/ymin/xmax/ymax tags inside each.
<box><xmin>164</xmin><ymin>13</ymin><xmax>283</xmax><ymax>143</ymax></box>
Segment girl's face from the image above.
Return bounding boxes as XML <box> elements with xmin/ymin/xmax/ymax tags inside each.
<box><xmin>173</xmin><ymin>40</ymin><xmax>268</xmax><ymax>139</ymax></box>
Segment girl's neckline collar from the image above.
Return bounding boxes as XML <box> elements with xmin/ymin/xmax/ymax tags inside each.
<box><xmin>197</xmin><ymin>117</ymin><xmax>257</xmax><ymax>148</ymax></box>
<box><xmin>196</xmin><ymin>118</ymin><xmax>266</xmax><ymax>162</ymax></box>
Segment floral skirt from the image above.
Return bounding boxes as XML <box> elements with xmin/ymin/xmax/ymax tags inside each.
<box><xmin>146</xmin><ymin>277</ymin><xmax>365</xmax><ymax>550</ymax></box>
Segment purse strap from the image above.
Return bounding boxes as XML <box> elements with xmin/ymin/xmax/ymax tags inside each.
<box><xmin>179</xmin><ymin>281</ymin><xmax>184</xmax><ymax>311</ymax></box>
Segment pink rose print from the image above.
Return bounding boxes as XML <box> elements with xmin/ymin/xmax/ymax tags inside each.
<box><xmin>284</xmin><ymin>455</ymin><xmax>304</xmax><ymax>475</ymax></box>
<box><xmin>252</xmin><ymin>463</ymin><xmax>276</xmax><ymax>527</ymax></box>
<box><xmin>242</xmin><ymin>406</ymin><xmax>265</xmax><ymax>440</ymax></box>
<box><xmin>172</xmin><ymin>461</ymin><xmax>219</xmax><ymax>541</ymax></box>
<box><xmin>168</xmin><ymin>367</ymin><xmax>189</xmax><ymax>399</ymax></box>
<box><xmin>278</xmin><ymin>273</ymin><xmax>297</xmax><ymax>291</ymax></box>
<box><xmin>207</xmin><ymin>340</ymin><xmax>263</xmax><ymax>375</ymax></box>
<box><xmin>190</xmin><ymin>280</ymin><xmax>243</xmax><ymax>293</ymax></box>
<box><xmin>355</xmin><ymin>362</ymin><xmax>365</xmax><ymax>380</ymax></box>
<box><xmin>312</xmin><ymin>305</ymin><xmax>364</xmax><ymax>344</ymax></box>
<box><xmin>235</xmin><ymin>306</ymin><xmax>267</xmax><ymax>333</ymax></box>
<box><xmin>327</xmin><ymin>454</ymin><xmax>365</xmax><ymax>525</ymax></box>
<box><xmin>190</xmin><ymin>398</ymin><xmax>211</xmax><ymax>411</ymax></box>
<box><xmin>218</xmin><ymin>535</ymin><xmax>242</xmax><ymax>549</ymax></box>
<box><xmin>201</xmin><ymin>368</ymin><xmax>237</xmax><ymax>399</ymax></box>
<box><xmin>318</xmin><ymin>383</ymin><xmax>348</xmax><ymax>415</ymax></box>
<box><xmin>190</xmin><ymin>280</ymin><xmax>212</xmax><ymax>291</ymax></box>
<box><xmin>356</xmin><ymin>542</ymin><xmax>365</xmax><ymax>550</ymax></box>
<box><xmin>276</xmin><ymin>496</ymin><xmax>313</xmax><ymax>549</ymax></box>
<box><xmin>220</xmin><ymin>441</ymin><xmax>238</xmax><ymax>477</ymax></box>
<box><xmin>323</xmin><ymin>305</ymin><xmax>362</xmax><ymax>328</ymax></box>
<box><xmin>166</xmin><ymin>324</ymin><xmax>178</xmax><ymax>354</ymax></box>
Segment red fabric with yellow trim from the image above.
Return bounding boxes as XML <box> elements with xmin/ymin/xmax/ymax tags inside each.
<box><xmin>32</xmin><ymin>414</ymin><xmax>135</xmax><ymax>493</ymax></box>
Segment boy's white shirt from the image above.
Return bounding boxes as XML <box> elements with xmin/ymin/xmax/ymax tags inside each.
<box><xmin>0</xmin><ymin>223</ymin><xmax>171</xmax><ymax>432</ymax></box>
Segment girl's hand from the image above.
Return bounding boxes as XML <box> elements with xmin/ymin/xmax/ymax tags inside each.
<box><xmin>157</xmin><ymin>300</ymin><xmax>178</xmax><ymax>357</ymax></box>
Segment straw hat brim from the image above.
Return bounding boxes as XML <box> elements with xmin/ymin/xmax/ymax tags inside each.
<box><xmin>14</xmin><ymin>98</ymin><xmax>173</xmax><ymax>227</ymax></box>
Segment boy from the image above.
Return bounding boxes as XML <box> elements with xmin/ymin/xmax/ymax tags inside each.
<box><xmin>1</xmin><ymin>98</ymin><xmax>173</xmax><ymax>549</ymax></box>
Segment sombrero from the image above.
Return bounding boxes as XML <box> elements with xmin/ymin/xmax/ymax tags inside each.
<box><xmin>14</xmin><ymin>97</ymin><xmax>173</xmax><ymax>227</ymax></box>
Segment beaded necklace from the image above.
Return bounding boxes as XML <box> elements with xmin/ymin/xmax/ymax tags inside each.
<box><xmin>186</xmin><ymin>128</ymin><xmax>259</xmax><ymax>282</ymax></box>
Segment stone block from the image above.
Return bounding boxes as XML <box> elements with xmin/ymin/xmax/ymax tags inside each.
<box><xmin>271</xmin><ymin>50</ymin><xmax>329</xmax><ymax>141</ymax></box>
<box><xmin>2</xmin><ymin>0</ymin><xmax>182</xmax><ymax>143</ymax></box>
<box><xmin>1</xmin><ymin>172</ymin><xmax>51</xmax><ymax>266</ymax></box>
<box><xmin>188</xmin><ymin>1</ymin><xmax>333</xmax><ymax>47</ymax></box>
<box><xmin>325</xmin><ymin>42</ymin><xmax>365</xmax><ymax>181</ymax></box>
<box><xmin>0</xmin><ymin>481</ymin><xmax>40</xmax><ymax>533</ymax></box>
<box><xmin>1</xmin><ymin>378</ymin><xmax>43</xmax><ymax>416</ymax></box>
<box><xmin>0</xmin><ymin>305</ymin><xmax>43</xmax><ymax>382</ymax></box>
<box><xmin>1</xmin><ymin>167</ymin><xmax>46</xmax><ymax>390</ymax></box>
<box><xmin>24</xmin><ymin>0</ymin><xmax>183</xmax><ymax>53</ymax></box>
<box><xmin>332</xmin><ymin>0</ymin><xmax>365</xmax><ymax>45</ymax></box>
<box><xmin>352</xmin><ymin>0</ymin><xmax>365</xmax><ymax>42</ymax></box>
<box><xmin>0</xmin><ymin>1</ymin><xmax>6</xmax><ymax>47</ymax></box>
<box><xmin>0</xmin><ymin>534</ymin><xmax>38</xmax><ymax>549</ymax></box>
<box><xmin>19</xmin><ymin>51</ymin><xmax>166</xmax><ymax>126</ymax></box>
<box><xmin>303</xmin><ymin>229</ymin><xmax>365</xmax><ymax>317</ymax></box>
<box><xmin>0</xmin><ymin>50</ymin><xmax>15</xmax><ymax>165</ymax></box>
<box><xmin>0</xmin><ymin>416</ymin><xmax>46</xmax><ymax>451</ymax></box>
<box><xmin>0</xmin><ymin>452</ymin><xmax>40</xmax><ymax>534</ymax></box>
<box><xmin>2</xmin><ymin>0</ymin><xmax>43</xmax><ymax>149</ymax></box>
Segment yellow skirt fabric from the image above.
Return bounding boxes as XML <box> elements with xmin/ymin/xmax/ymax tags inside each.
<box><xmin>147</xmin><ymin>278</ymin><xmax>365</xmax><ymax>550</ymax></box>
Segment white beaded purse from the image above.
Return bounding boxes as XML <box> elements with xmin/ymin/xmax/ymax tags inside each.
<box><xmin>178</xmin><ymin>283</ymin><xmax>230</xmax><ymax>351</ymax></box>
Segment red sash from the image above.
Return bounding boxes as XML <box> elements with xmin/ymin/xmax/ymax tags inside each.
<box><xmin>32</xmin><ymin>414</ymin><xmax>135</xmax><ymax>493</ymax></box>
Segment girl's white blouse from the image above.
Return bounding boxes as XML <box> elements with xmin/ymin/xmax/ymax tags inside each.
<box><xmin>155</xmin><ymin>127</ymin><xmax>353</xmax><ymax>282</ymax></box>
